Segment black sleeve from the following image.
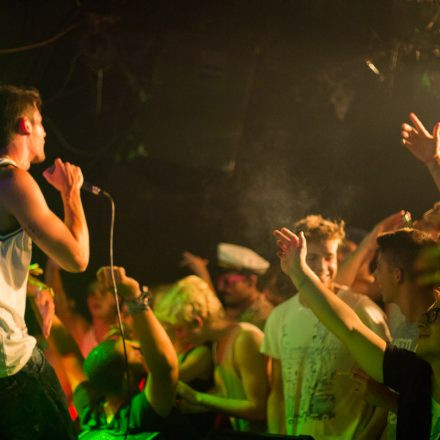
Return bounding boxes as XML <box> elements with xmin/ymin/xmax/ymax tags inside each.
<box><xmin>130</xmin><ymin>394</ymin><xmax>202</xmax><ymax>439</ymax></box>
<box><xmin>383</xmin><ymin>344</ymin><xmax>429</xmax><ymax>392</ymax></box>
<box><xmin>129</xmin><ymin>392</ymin><xmax>166</xmax><ymax>432</ymax></box>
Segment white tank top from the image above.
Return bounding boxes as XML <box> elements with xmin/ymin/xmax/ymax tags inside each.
<box><xmin>0</xmin><ymin>157</ymin><xmax>36</xmax><ymax>376</ymax></box>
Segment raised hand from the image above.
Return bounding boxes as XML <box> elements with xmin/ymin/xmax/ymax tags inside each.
<box><xmin>180</xmin><ymin>251</ymin><xmax>208</xmax><ymax>274</ymax></box>
<box><xmin>401</xmin><ymin>113</ymin><xmax>440</xmax><ymax>165</ymax></box>
<box><xmin>273</xmin><ymin>228</ymin><xmax>309</xmax><ymax>286</ymax></box>
<box><xmin>42</xmin><ymin>158</ymin><xmax>84</xmax><ymax>195</ymax></box>
<box><xmin>373</xmin><ymin>210</ymin><xmax>407</xmax><ymax>235</ymax></box>
<box><xmin>96</xmin><ymin>266</ymin><xmax>140</xmax><ymax>300</ymax></box>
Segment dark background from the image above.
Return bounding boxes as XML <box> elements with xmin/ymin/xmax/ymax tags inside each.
<box><xmin>1</xmin><ymin>0</ymin><xmax>439</xmax><ymax>308</ymax></box>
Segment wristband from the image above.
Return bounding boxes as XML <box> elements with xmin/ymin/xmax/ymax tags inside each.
<box><xmin>125</xmin><ymin>286</ymin><xmax>151</xmax><ymax>315</ymax></box>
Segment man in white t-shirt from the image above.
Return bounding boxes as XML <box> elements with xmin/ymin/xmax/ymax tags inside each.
<box><xmin>262</xmin><ymin>215</ymin><xmax>390</xmax><ymax>439</ymax></box>
<box><xmin>273</xmin><ymin>224</ymin><xmax>440</xmax><ymax>439</ymax></box>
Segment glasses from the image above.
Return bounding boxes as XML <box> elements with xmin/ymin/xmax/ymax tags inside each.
<box><xmin>422</xmin><ymin>307</ymin><xmax>440</xmax><ymax>325</ymax></box>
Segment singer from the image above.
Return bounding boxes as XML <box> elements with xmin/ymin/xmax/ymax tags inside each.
<box><xmin>0</xmin><ymin>85</ymin><xmax>89</xmax><ymax>439</ymax></box>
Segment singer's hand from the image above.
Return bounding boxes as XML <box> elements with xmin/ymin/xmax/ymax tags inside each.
<box><xmin>35</xmin><ymin>288</ymin><xmax>55</xmax><ymax>339</ymax></box>
<box><xmin>43</xmin><ymin>158</ymin><xmax>84</xmax><ymax>195</ymax></box>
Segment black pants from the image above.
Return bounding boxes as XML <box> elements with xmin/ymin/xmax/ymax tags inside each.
<box><xmin>0</xmin><ymin>346</ymin><xmax>76</xmax><ymax>440</ymax></box>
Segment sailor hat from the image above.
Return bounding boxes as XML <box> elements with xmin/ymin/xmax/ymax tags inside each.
<box><xmin>217</xmin><ymin>243</ymin><xmax>270</xmax><ymax>275</ymax></box>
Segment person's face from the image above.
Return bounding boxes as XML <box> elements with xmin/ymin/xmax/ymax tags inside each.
<box><xmin>374</xmin><ymin>252</ymin><xmax>398</xmax><ymax>303</ymax></box>
<box><xmin>306</xmin><ymin>239</ymin><xmax>339</xmax><ymax>289</ymax></box>
<box><xmin>87</xmin><ymin>283</ymin><xmax>116</xmax><ymax>320</ymax></box>
<box><xmin>28</xmin><ymin>106</ymin><xmax>46</xmax><ymax>163</ymax></box>
<box><xmin>216</xmin><ymin>272</ymin><xmax>254</xmax><ymax>306</ymax></box>
<box><xmin>416</xmin><ymin>299</ymin><xmax>440</xmax><ymax>361</ymax></box>
<box><xmin>173</xmin><ymin>319</ymin><xmax>205</xmax><ymax>346</ymax></box>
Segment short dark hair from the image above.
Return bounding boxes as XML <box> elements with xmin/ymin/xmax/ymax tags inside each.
<box><xmin>84</xmin><ymin>339</ymin><xmax>126</xmax><ymax>396</ymax></box>
<box><xmin>377</xmin><ymin>228</ymin><xmax>436</xmax><ymax>280</ymax></box>
<box><xmin>293</xmin><ymin>214</ymin><xmax>345</xmax><ymax>243</ymax></box>
<box><xmin>0</xmin><ymin>85</ymin><xmax>42</xmax><ymax>147</ymax></box>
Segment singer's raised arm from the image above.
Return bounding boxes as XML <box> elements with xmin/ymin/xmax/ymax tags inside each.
<box><xmin>0</xmin><ymin>160</ymin><xmax>89</xmax><ymax>272</ymax></box>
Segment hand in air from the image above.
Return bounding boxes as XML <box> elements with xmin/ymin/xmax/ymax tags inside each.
<box><xmin>371</xmin><ymin>210</ymin><xmax>408</xmax><ymax>238</ymax></box>
<box><xmin>180</xmin><ymin>251</ymin><xmax>209</xmax><ymax>274</ymax></box>
<box><xmin>43</xmin><ymin>158</ymin><xmax>84</xmax><ymax>195</ymax></box>
<box><xmin>273</xmin><ymin>228</ymin><xmax>308</xmax><ymax>285</ymax></box>
<box><xmin>401</xmin><ymin>113</ymin><xmax>440</xmax><ymax>166</ymax></box>
<box><xmin>96</xmin><ymin>266</ymin><xmax>140</xmax><ymax>301</ymax></box>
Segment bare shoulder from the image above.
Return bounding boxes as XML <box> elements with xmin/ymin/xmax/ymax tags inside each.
<box><xmin>0</xmin><ymin>167</ymin><xmax>33</xmax><ymax>227</ymax></box>
<box><xmin>0</xmin><ymin>167</ymin><xmax>45</xmax><ymax>209</ymax></box>
<box><xmin>0</xmin><ymin>166</ymin><xmax>48</xmax><ymax>231</ymax></box>
<box><xmin>0</xmin><ymin>166</ymin><xmax>36</xmax><ymax>190</ymax></box>
<box><xmin>235</xmin><ymin>324</ymin><xmax>264</xmax><ymax>350</ymax></box>
<box><xmin>233</xmin><ymin>325</ymin><xmax>266</xmax><ymax>373</ymax></box>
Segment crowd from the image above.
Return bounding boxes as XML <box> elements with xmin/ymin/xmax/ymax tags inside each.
<box><xmin>0</xmin><ymin>85</ymin><xmax>439</xmax><ymax>440</ymax></box>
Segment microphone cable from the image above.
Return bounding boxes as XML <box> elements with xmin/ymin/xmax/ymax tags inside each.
<box><xmin>89</xmin><ymin>185</ymin><xmax>132</xmax><ymax>440</ymax></box>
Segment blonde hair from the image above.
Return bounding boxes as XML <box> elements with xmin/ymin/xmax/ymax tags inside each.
<box><xmin>154</xmin><ymin>275</ymin><xmax>225</xmax><ymax>326</ymax></box>
<box><xmin>293</xmin><ymin>214</ymin><xmax>345</xmax><ymax>243</ymax></box>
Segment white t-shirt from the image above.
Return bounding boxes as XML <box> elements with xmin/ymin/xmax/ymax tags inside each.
<box><xmin>262</xmin><ymin>288</ymin><xmax>390</xmax><ymax>440</ymax></box>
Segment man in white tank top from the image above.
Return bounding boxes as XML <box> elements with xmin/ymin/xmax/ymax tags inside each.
<box><xmin>0</xmin><ymin>85</ymin><xmax>89</xmax><ymax>439</ymax></box>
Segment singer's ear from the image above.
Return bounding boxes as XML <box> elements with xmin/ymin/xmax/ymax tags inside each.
<box><xmin>18</xmin><ymin>117</ymin><xmax>31</xmax><ymax>135</ymax></box>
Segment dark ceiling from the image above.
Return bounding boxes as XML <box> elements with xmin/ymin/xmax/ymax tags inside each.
<box><xmin>1</xmin><ymin>0</ymin><xmax>439</xmax><ymax>301</ymax></box>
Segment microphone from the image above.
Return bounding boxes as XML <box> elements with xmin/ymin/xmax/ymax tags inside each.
<box><xmin>82</xmin><ymin>181</ymin><xmax>109</xmax><ymax>198</ymax></box>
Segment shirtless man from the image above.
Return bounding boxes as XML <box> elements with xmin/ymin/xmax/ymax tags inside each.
<box><xmin>0</xmin><ymin>85</ymin><xmax>89</xmax><ymax>439</ymax></box>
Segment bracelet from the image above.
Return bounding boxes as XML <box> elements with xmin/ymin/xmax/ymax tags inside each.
<box><xmin>125</xmin><ymin>286</ymin><xmax>151</xmax><ymax>315</ymax></box>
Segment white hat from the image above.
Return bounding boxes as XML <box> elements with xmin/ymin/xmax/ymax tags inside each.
<box><xmin>217</xmin><ymin>243</ymin><xmax>270</xmax><ymax>275</ymax></box>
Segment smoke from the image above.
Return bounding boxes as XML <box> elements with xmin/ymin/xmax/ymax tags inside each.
<box><xmin>236</xmin><ymin>162</ymin><xmax>317</xmax><ymax>257</ymax></box>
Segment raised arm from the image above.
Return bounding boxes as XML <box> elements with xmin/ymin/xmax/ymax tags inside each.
<box><xmin>401</xmin><ymin>112</ymin><xmax>440</xmax><ymax>191</ymax></box>
<box><xmin>274</xmin><ymin>228</ymin><xmax>387</xmax><ymax>382</ymax></box>
<box><xmin>0</xmin><ymin>159</ymin><xmax>89</xmax><ymax>272</ymax></box>
<box><xmin>336</xmin><ymin>211</ymin><xmax>405</xmax><ymax>288</ymax></box>
<box><xmin>45</xmin><ymin>258</ymin><xmax>90</xmax><ymax>347</ymax></box>
<box><xmin>97</xmin><ymin>267</ymin><xmax>179</xmax><ymax>418</ymax></box>
<box><xmin>181</xmin><ymin>251</ymin><xmax>216</xmax><ymax>293</ymax></box>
